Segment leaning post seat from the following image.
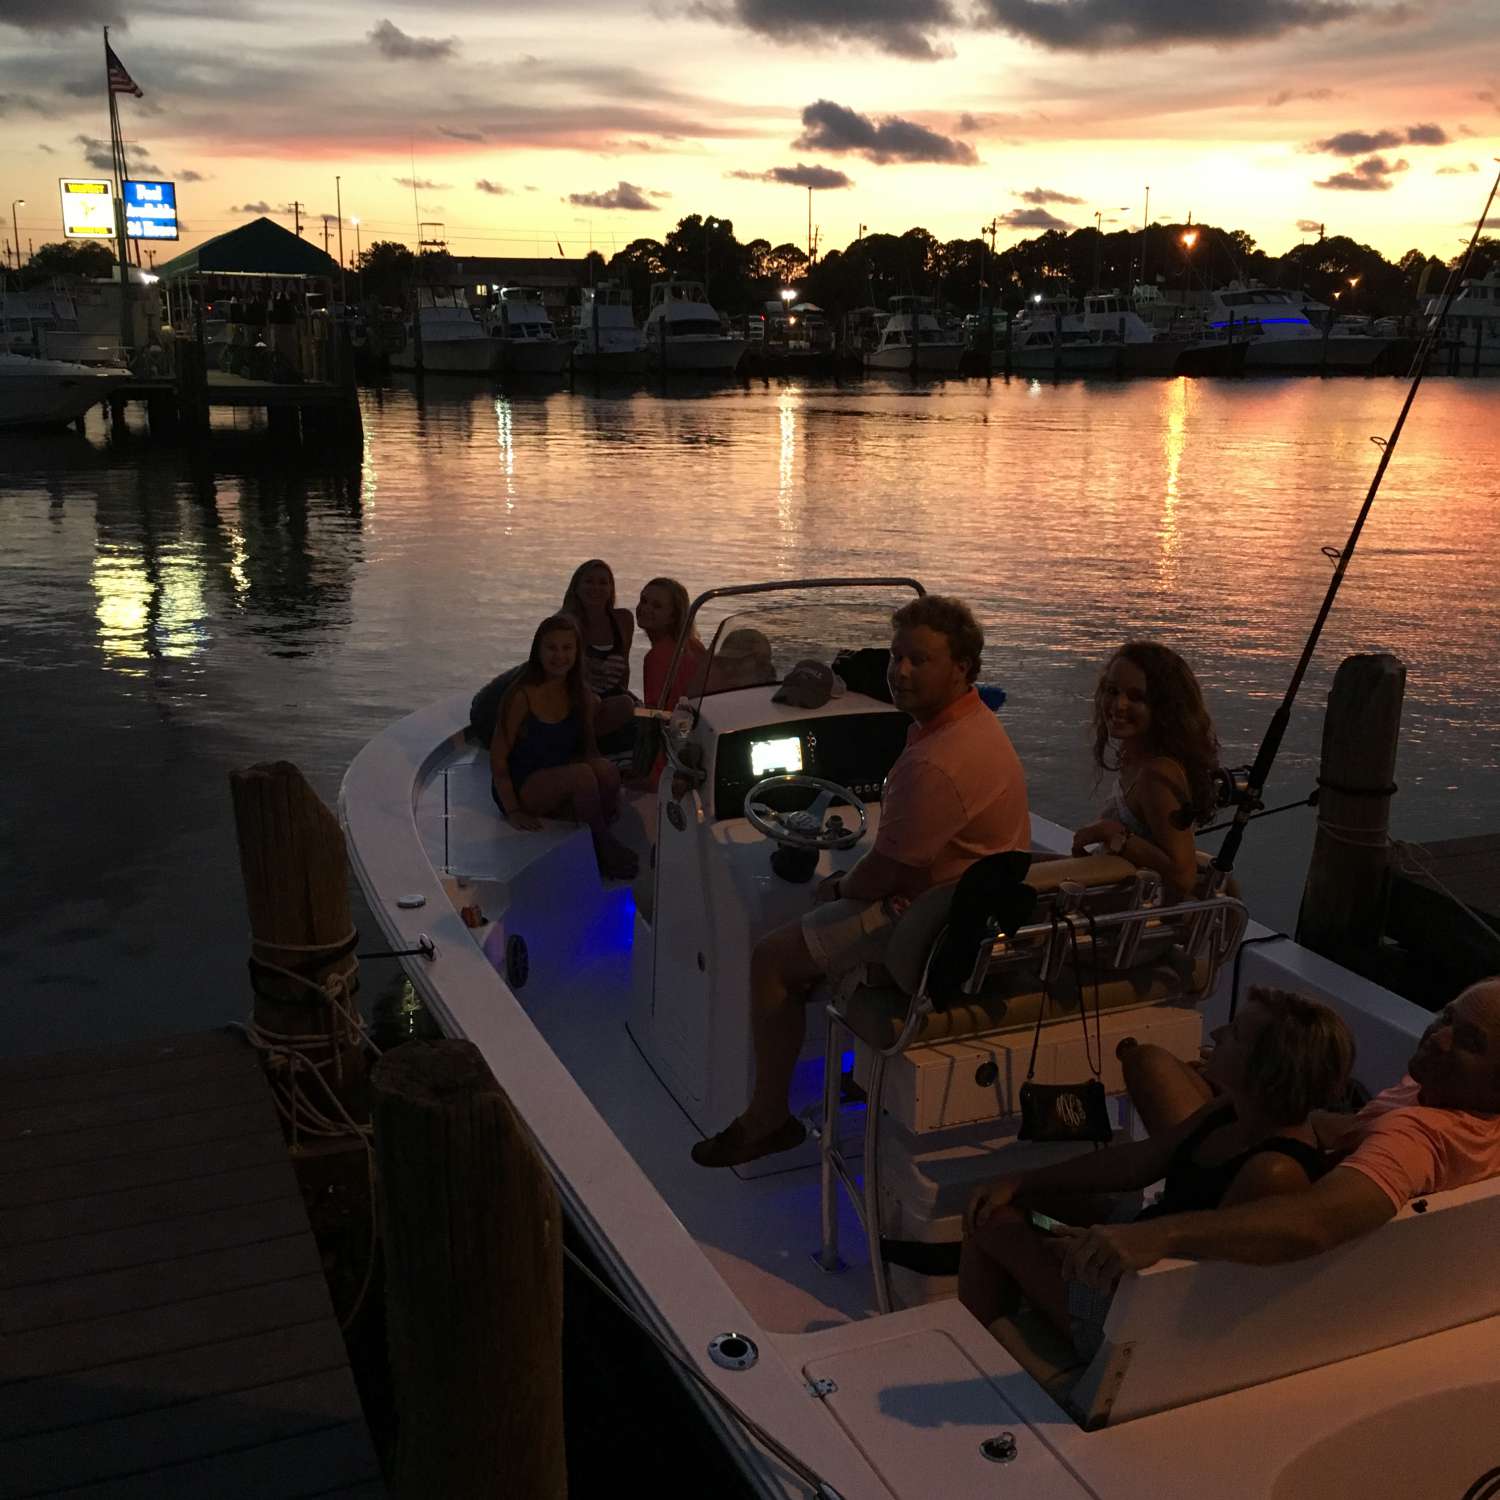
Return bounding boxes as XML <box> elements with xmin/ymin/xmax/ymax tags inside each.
<box><xmin>817</xmin><ymin>851</ymin><xmax>1249</xmax><ymax>1313</ymax></box>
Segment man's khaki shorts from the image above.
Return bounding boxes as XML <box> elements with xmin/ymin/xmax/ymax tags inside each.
<box><xmin>801</xmin><ymin>897</ymin><xmax>896</xmax><ymax>977</ymax></box>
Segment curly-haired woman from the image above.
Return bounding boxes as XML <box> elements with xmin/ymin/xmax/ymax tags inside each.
<box><xmin>1071</xmin><ymin>641</ymin><xmax>1220</xmax><ymax>898</ymax></box>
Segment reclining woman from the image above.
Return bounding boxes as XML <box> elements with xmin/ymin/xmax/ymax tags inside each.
<box><xmin>562</xmin><ymin>559</ymin><xmax>637</xmax><ymax>751</ymax></box>
<box><xmin>490</xmin><ymin>613</ymin><xmax>639</xmax><ymax>881</ymax></box>
<box><xmin>1071</xmin><ymin>641</ymin><xmax>1220</xmax><ymax>900</ymax></box>
<box><xmin>958</xmin><ymin>987</ymin><xmax>1354</xmax><ymax>1352</ymax></box>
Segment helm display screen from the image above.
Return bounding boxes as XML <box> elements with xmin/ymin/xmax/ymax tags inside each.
<box><xmin>750</xmin><ymin>736</ymin><xmax>803</xmax><ymax>777</ymax></box>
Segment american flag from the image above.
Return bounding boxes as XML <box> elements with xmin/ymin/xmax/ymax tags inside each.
<box><xmin>106</xmin><ymin>41</ymin><xmax>143</xmax><ymax>98</ymax></box>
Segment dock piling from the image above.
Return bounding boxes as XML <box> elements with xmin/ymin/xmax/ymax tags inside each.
<box><xmin>372</xmin><ymin>1039</ymin><xmax>566</xmax><ymax>1500</ymax></box>
<box><xmin>1295</xmin><ymin>653</ymin><xmax>1406</xmax><ymax>969</ymax></box>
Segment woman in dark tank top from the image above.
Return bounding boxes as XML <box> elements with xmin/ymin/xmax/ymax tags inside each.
<box><xmin>959</xmin><ymin>987</ymin><xmax>1356</xmax><ymax>1344</ymax></box>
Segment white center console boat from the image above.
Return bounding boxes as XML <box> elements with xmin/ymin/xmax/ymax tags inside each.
<box><xmin>343</xmin><ymin>578</ymin><xmax>1500</xmax><ymax>1499</ymax></box>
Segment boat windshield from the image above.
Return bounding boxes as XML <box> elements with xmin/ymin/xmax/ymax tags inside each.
<box><xmin>664</xmin><ymin>582</ymin><xmax>924</xmax><ymax>722</ymax></box>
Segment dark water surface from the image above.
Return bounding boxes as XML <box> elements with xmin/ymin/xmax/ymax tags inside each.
<box><xmin>4</xmin><ymin>373</ymin><xmax>1499</xmax><ymax>1057</ymax></box>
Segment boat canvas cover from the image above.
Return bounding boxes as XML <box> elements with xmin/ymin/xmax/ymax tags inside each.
<box><xmin>155</xmin><ymin>217</ymin><xmax>340</xmax><ymax>280</ymax></box>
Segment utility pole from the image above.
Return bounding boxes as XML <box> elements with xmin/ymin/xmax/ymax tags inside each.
<box><xmin>807</xmin><ymin>186</ymin><xmax>813</xmax><ymax>262</ymax></box>
<box><xmin>322</xmin><ymin>215</ymin><xmax>331</xmax><ymax>256</ymax></box>
<box><xmin>291</xmin><ymin>200</ymin><xmax>304</xmax><ymax>237</ymax></box>
<box><xmin>335</xmin><ymin>175</ymin><xmax>346</xmax><ymax>305</ymax></box>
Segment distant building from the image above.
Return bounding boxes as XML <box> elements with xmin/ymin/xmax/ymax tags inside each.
<box><xmin>446</xmin><ymin>257</ymin><xmax>593</xmax><ymax>315</ymax></box>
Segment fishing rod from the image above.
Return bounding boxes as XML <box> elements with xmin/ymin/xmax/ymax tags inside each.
<box><xmin>1211</xmin><ymin>163</ymin><xmax>1500</xmax><ymax>878</ymax></box>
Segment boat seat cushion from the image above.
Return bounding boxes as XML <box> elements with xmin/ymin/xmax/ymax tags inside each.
<box><xmin>842</xmin><ymin>951</ymin><xmax>1203</xmax><ymax>1050</ymax></box>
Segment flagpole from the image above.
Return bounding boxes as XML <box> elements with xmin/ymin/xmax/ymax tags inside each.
<box><xmin>104</xmin><ymin>26</ymin><xmax>133</xmax><ymax>360</ymax></box>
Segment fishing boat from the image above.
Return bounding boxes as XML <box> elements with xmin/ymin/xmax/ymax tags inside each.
<box><xmin>574</xmin><ymin>282</ymin><xmax>647</xmax><ymax>375</ymax></box>
<box><xmin>643</xmin><ymin>280</ymin><xmax>744</xmax><ymax>373</ymax></box>
<box><xmin>342</xmin><ymin>576</ymin><xmax>1500</xmax><ymax>1500</ymax></box>
<box><xmin>864</xmin><ymin>296</ymin><xmax>964</xmax><ymax>373</ymax></box>
<box><xmin>0</xmin><ymin>350</ymin><xmax>128</xmax><ymax>429</ymax></box>
<box><xmin>483</xmin><ymin>286</ymin><xmax>571</xmax><ymax>376</ymax></box>
<box><xmin>1081</xmin><ymin>293</ymin><xmax>1247</xmax><ymax>376</ymax></box>
<box><xmin>1422</xmin><ymin>268</ymin><xmax>1500</xmax><ymax>371</ymax></box>
<box><xmin>389</xmin><ymin>285</ymin><xmax>496</xmax><ymax>375</ymax></box>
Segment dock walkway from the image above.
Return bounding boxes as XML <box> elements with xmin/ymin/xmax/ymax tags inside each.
<box><xmin>0</xmin><ymin>1029</ymin><xmax>384</xmax><ymax>1499</ymax></box>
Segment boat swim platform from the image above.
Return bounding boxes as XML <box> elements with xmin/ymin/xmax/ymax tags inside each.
<box><xmin>0</xmin><ymin>1028</ymin><xmax>385</xmax><ymax>1499</ymax></box>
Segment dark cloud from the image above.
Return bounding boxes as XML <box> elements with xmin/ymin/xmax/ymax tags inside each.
<box><xmin>395</xmin><ymin>177</ymin><xmax>452</xmax><ymax>191</ymax></box>
<box><xmin>438</xmin><ymin>126</ymin><xmax>485</xmax><ymax>142</ymax></box>
<box><xmin>728</xmin><ymin>163</ymin><xmax>853</xmax><ymax>189</ymax></box>
<box><xmin>75</xmin><ymin>132</ymin><xmax>161</xmax><ymax>175</ymax></box>
<box><xmin>567</xmin><ymin>181</ymin><xmax>661</xmax><ymax>211</ymax></box>
<box><xmin>794</xmin><ymin>99</ymin><xmax>976</xmax><ymax>165</ymax></box>
<box><xmin>0</xmin><ymin>0</ymin><xmax>120</xmax><ymax>32</ymax></box>
<box><xmin>37</xmin><ymin>142</ymin><xmax>55</xmax><ymax>153</ymax></box>
<box><xmin>367</xmin><ymin>19</ymin><xmax>457</xmax><ymax>62</ymax></box>
<box><xmin>475</xmin><ymin>179</ymin><xmax>510</xmax><ymax>195</ymax></box>
<box><xmin>0</xmin><ymin>92</ymin><xmax>47</xmax><ymax>113</ymax></box>
<box><xmin>1314</xmin><ymin>154</ymin><xmax>1407</xmax><ymax>191</ymax></box>
<box><xmin>1267</xmin><ymin>86</ymin><xmax>1336</xmax><ymax>106</ymax></box>
<box><xmin>1296</xmin><ymin>218</ymin><xmax>1325</xmax><ymax>233</ymax></box>
<box><xmin>709</xmin><ymin>0</ymin><xmax>958</xmax><ymax>60</ymax></box>
<box><xmin>1312</xmin><ymin>123</ymin><xmax>1449</xmax><ymax>154</ymax></box>
<box><xmin>1437</xmin><ymin>162</ymin><xmax>1480</xmax><ymax>175</ymax></box>
<box><xmin>1474</xmin><ymin>89</ymin><xmax>1497</xmax><ymax>109</ymax></box>
<box><xmin>177</xmin><ymin>168</ymin><xmax>206</xmax><ymax>181</ymax></box>
<box><xmin>1019</xmin><ymin>185</ymin><xmax>1084</xmax><ymax>205</ymax></box>
<box><xmin>976</xmin><ymin>0</ymin><xmax>1356</xmax><ymax>52</ymax></box>
<box><xmin>999</xmin><ymin>207</ymin><xmax>1073</xmax><ymax>230</ymax></box>
<box><xmin>229</xmin><ymin>201</ymin><xmax>274</xmax><ymax>214</ymax></box>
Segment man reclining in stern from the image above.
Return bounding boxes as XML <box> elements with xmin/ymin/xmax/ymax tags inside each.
<box><xmin>1056</xmin><ymin>978</ymin><xmax>1500</xmax><ymax>1289</ymax></box>
<box><xmin>691</xmin><ymin>595</ymin><xmax>1030</xmax><ymax>1169</ymax></box>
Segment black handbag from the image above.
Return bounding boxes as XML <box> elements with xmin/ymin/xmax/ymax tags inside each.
<box><xmin>1017</xmin><ymin>911</ymin><xmax>1114</xmax><ymax>1145</ymax></box>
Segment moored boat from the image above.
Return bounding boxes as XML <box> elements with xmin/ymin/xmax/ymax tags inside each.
<box><xmin>643</xmin><ymin>280</ymin><xmax>744</xmax><ymax>373</ymax></box>
<box><xmin>574</xmin><ymin>282</ymin><xmax>648</xmax><ymax>375</ymax></box>
<box><xmin>389</xmin><ymin>285</ymin><xmax>496</xmax><ymax>375</ymax></box>
<box><xmin>864</xmin><ymin>296</ymin><xmax>964</xmax><ymax>373</ymax></box>
<box><xmin>0</xmin><ymin>350</ymin><xmax>128</xmax><ymax>429</ymax></box>
<box><xmin>342</xmin><ymin>577</ymin><xmax>1500</xmax><ymax>1499</ymax></box>
<box><xmin>484</xmin><ymin>286</ymin><xmax>571</xmax><ymax>376</ymax></box>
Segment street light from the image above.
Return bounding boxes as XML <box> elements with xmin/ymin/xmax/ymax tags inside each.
<box><xmin>1180</xmin><ymin>227</ymin><xmax>1199</xmax><ymax>297</ymax></box>
<box><xmin>10</xmin><ymin>200</ymin><xmax>23</xmax><ymax>270</ymax></box>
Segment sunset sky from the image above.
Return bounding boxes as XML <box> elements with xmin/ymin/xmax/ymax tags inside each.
<box><xmin>2</xmin><ymin>0</ymin><xmax>1496</xmax><ymax>268</ymax></box>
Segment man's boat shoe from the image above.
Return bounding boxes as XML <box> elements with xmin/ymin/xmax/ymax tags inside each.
<box><xmin>690</xmin><ymin>1115</ymin><xmax>806</xmax><ymax>1168</ymax></box>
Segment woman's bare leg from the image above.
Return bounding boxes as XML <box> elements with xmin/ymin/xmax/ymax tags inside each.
<box><xmin>962</xmin><ymin>1206</ymin><xmax>1073</xmax><ymax>1337</ymax></box>
<box><xmin>586</xmin><ymin>756</ymin><xmax>621</xmax><ymax>821</ymax></box>
<box><xmin>1119</xmin><ymin>1041</ymin><xmax>1214</xmax><ymax>1137</ymax></box>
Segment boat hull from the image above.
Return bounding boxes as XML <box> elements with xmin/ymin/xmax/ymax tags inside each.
<box><xmin>496</xmin><ymin>338</ymin><xmax>571</xmax><ymax>375</ymax></box>
<box><xmin>0</xmin><ymin>355</ymin><xmax>126</xmax><ymax>429</ymax></box>
<box><xmin>647</xmin><ymin>337</ymin><xmax>744</xmax><ymax>373</ymax></box>
<box><xmin>1009</xmin><ymin>345</ymin><xmax>1122</xmax><ymax>374</ymax></box>
<box><xmin>389</xmin><ymin>336</ymin><xmax>498</xmax><ymax>375</ymax></box>
<box><xmin>573</xmin><ymin>348</ymin><xmax>649</xmax><ymax>376</ymax></box>
<box><xmin>864</xmin><ymin>344</ymin><xmax>965</xmax><ymax>373</ymax></box>
<box><xmin>1245</xmin><ymin>336</ymin><xmax>1386</xmax><ymax>370</ymax></box>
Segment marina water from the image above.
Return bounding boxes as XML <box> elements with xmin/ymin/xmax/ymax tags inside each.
<box><xmin>4</xmin><ymin>372</ymin><xmax>1499</xmax><ymax>1057</ymax></box>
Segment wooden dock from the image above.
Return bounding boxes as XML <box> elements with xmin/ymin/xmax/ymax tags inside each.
<box><xmin>0</xmin><ymin>1029</ymin><xmax>385</xmax><ymax>1499</ymax></box>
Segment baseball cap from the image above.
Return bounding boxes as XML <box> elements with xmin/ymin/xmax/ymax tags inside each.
<box><xmin>773</xmin><ymin>659</ymin><xmax>835</xmax><ymax>710</ymax></box>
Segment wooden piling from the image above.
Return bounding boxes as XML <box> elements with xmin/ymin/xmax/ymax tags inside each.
<box><xmin>372</xmin><ymin>1040</ymin><xmax>566</xmax><ymax>1500</ymax></box>
<box><xmin>1295</xmin><ymin>653</ymin><xmax>1406</xmax><ymax>967</ymax></box>
<box><xmin>228</xmin><ymin>760</ymin><xmax>366</xmax><ymax>1125</ymax></box>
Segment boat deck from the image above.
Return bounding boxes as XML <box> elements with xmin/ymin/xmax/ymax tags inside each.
<box><xmin>0</xmin><ymin>1030</ymin><xmax>385</xmax><ymax>1499</ymax></box>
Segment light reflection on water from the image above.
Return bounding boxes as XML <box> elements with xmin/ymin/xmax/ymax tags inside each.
<box><xmin>3</xmin><ymin>374</ymin><xmax>1499</xmax><ymax>1056</ymax></box>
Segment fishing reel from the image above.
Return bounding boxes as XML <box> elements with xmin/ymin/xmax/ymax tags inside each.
<box><xmin>1210</xmin><ymin>764</ymin><xmax>1257</xmax><ymax>812</ymax></box>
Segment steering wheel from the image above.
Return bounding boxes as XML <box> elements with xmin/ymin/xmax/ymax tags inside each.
<box><xmin>744</xmin><ymin>774</ymin><xmax>869</xmax><ymax>851</ymax></box>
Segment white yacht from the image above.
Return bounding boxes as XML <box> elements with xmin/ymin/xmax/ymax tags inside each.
<box><xmin>643</xmin><ymin>280</ymin><xmax>744</xmax><ymax>373</ymax></box>
<box><xmin>343</xmin><ymin>577</ymin><xmax>1500</xmax><ymax>1500</ymax></box>
<box><xmin>574</xmin><ymin>282</ymin><xmax>647</xmax><ymax>375</ymax></box>
<box><xmin>864</xmin><ymin>296</ymin><xmax>964</xmax><ymax>373</ymax></box>
<box><xmin>0</xmin><ymin>350</ymin><xmax>128</xmax><ymax>429</ymax></box>
<box><xmin>1204</xmin><ymin>285</ymin><xmax>1386</xmax><ymax>370</ymax></box>
<box><xmin>389</xmin><ymin>285</ymin><xmax>496</xmax><ymax>375</ymax></box>
<box><xmin>483</xmin><ymin>286</ymin><xmax>570</xmax><ymax>376</ymax></box>
<box><xmin>1007</xmin><ymin>299</ymin><xmax>1119</xmax><ymax>373</ymax></box>
<box><xmin>1423</xmin><ymin>268</ymin><xmax>1500</xmax><ymax>371</ymax></box>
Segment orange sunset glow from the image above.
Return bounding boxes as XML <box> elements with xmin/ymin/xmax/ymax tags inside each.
<box><xmin>3</xmin><ymin>1</ymin><xmax>1496</xmax><ymax>267</ymax></box>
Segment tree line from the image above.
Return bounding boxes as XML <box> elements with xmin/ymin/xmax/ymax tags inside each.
<box><xmin>16</xmin><ymin>218</ymin><xmax>1497</xmax><ymax>320</ymax></box>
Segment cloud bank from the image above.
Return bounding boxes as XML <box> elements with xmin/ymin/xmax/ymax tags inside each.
<box><xmin>567</xmin><ymin>180</ymin><xmax>661</xmax><ymax>211</ymax></box>
<box><xmin>794</xmin><ymin>99</ymin><xmax>976</xmax><ymax>165</ymax></box>
<box><xmin>729</xmin><ymin>163</ymin><xmax>853</xmax><ymax>188</ymax></box>
<box><xmin>368</xmin><ymin>19</ymin><xmax>457</xmax><ymax>62</ymax></box>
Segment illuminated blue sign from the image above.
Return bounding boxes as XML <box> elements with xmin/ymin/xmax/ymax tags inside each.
<box><xmin>123</xmin><ymin>179</ymin><xmax>178</xmax><ymax>241</ymax></box>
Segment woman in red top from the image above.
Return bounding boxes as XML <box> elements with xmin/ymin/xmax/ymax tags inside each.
<box><xmin>634</xmin><ymin>577</ymin><xmax>706</xmax><ymax>790</ymax></box>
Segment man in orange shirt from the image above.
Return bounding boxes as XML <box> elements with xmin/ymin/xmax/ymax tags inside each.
<box><xmin>692</xmin><ymin>595</ymin><xmax>1030</xmax><ymax>1169</ymax></box>
<box><xmin>1055</xmin><ymin>978</ymin><xmax>1500</xmax><ymax>1285</ymax></box>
